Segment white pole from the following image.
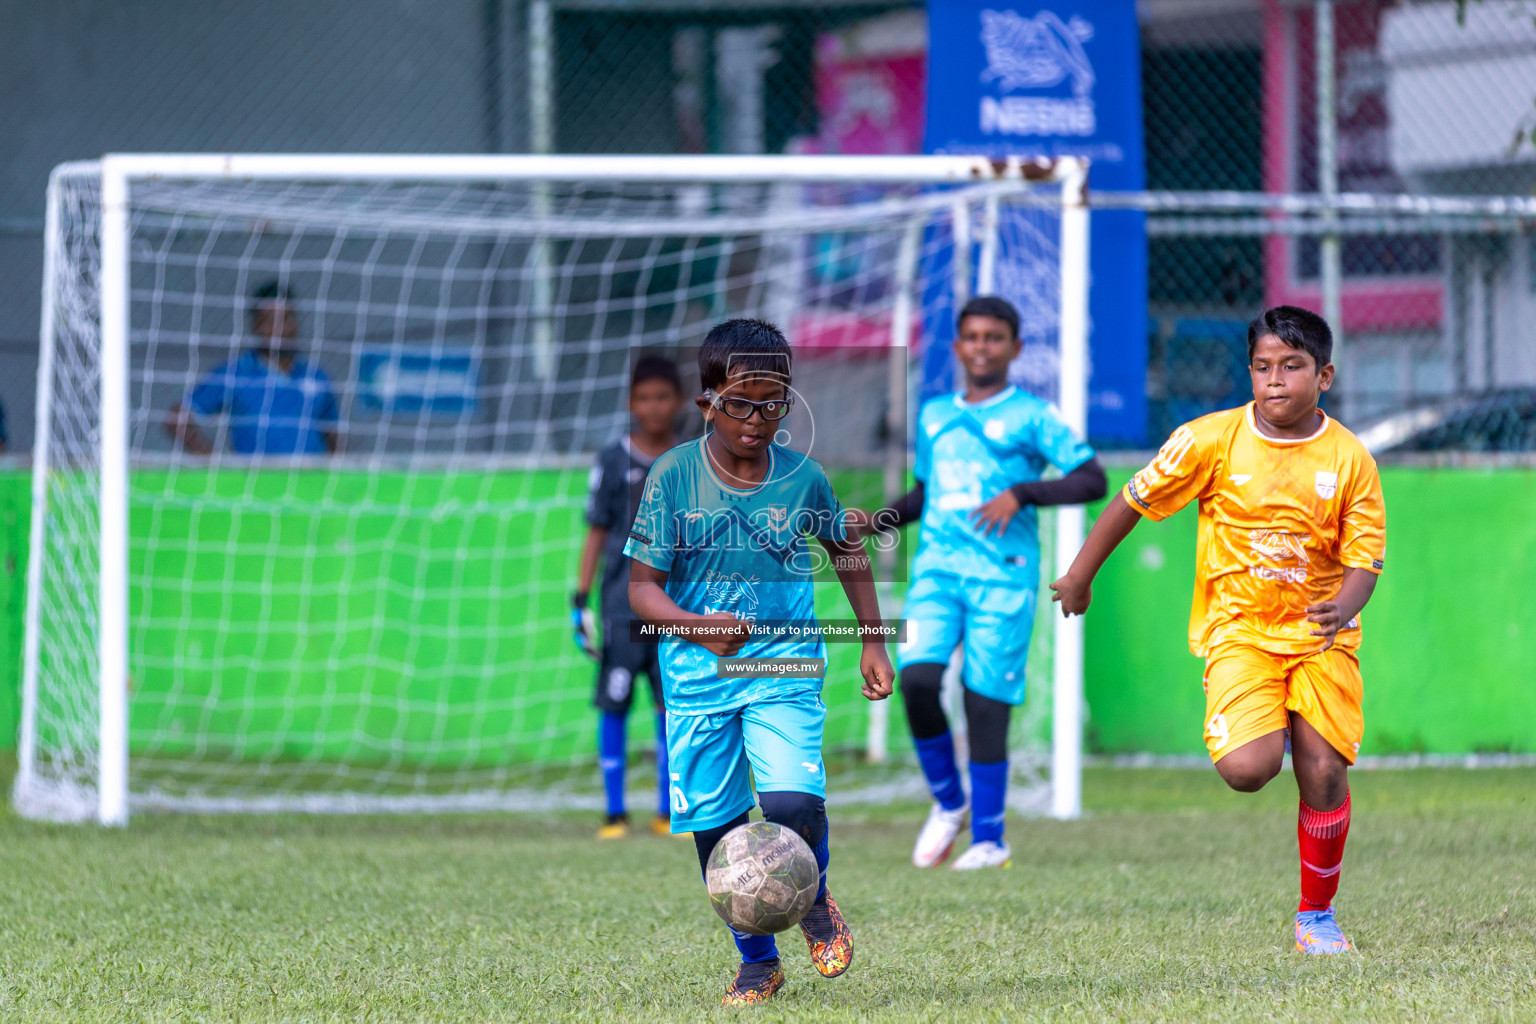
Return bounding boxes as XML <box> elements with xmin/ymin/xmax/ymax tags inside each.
<box><xmin>976</xmin><ymin>191</ymin><xmax>1000</xmax><ymax>295</ymax></box>
<box><xmin>97</xmin><ymin>159</ymin><xmax>131</xmax><ymax>827</ymax></box>
<box><xmin>867</xmin><ymin>216</ymin><xmax>925</xmax><ymax>764</ymax></box>
<box><xmin>528</xmin><ymin>2</ymin><xmax>553</xmax><ymax>158</ymax></box>
<box><xmin>16</xmin><ymin>168</ymin><xmax>65</xmax><ymax>806</ymax></box>
<box><xmin>950</xmin><ymin>198</ymin><xmax>973</xmax><ymax>314</ymax></box>
<box><xmin>764</xmin><ymin>182</ymin><xmax>800</xmax><ymax>335</ymax></box>
<box><xmin>1316</xmin><ymin>0</ymin><xmax>1343</xmax><ymax>409</ymax></box>
<box><xmin>1052</xmin><ymin>158</ymin><xmax>1090</xmax><ymax>821</ymax></box>
<box><xmin>94</xmin><ymin>152</ymin><xmax>1015</xmax><ymax>184</ymax></box>
<box><xmin>528</xmin><ymin>0</ymin><xmax>555</xmax><ymax>381</ymax></box>
<box><xmin>940</xmin><ymin>197</ymin><xmax>975</xmax><ymax>737</ymax></box>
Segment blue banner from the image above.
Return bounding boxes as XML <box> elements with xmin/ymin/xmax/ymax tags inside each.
<box><xmin>923</xmin><ymin>0</ymin><xmax>1147</xmax><ymax>445</ymax></box>
<box><xmin>357</xmin><ymin>348</ymin><xmax>478</xmax><ymax>417</ymax></box>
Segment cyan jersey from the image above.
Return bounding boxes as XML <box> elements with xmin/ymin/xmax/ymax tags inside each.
<box><xmin>622</xmin><ymin>437</ymin><xmax>847</xmax><ymax>715</ymax></box>
<box><xmin>913</xmin><ymin>385</ymin><xmax>1095</xmax><ymax>584</ymax></box>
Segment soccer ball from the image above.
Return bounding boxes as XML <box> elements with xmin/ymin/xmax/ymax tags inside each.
<box><xmin>704</xmin><ymin>821</ymin><xmax>820</xmax><ymax>935</ymax></box>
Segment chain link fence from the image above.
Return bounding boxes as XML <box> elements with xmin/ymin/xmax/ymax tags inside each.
<box><xmin>3</xmin><ymin>0</ymin><xmax>1535</xmax><ymax>452</ymax></box>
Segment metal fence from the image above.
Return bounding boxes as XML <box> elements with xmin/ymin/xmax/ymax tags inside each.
<box><xmin>3</xmin><ymin>0</ymin><xmax>1534</xmax><ymax>452</ymax></box>
<box><xmin>1130</xmin><ymin>192</ymin><xmax>1536</xmax><ymax>447</ymax></box>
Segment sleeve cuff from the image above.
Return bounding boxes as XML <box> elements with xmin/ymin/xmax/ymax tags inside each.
<box><xmin>624</xmin><ymin>548</ymin><xmax>672</xmax><ymax>573</ymax></box>
<box><xmin>1058</xmin><ymin>453</ymin><xmax>1093</xmax><ymax>476</ymax></box>
<box><xmin>1121</xmin><ymin>480</ymin><xmax>1168</xmax><ymax>522</ymax></box>
<box><xmin>1342</xmin><ymin>556</ymin><xmax>1384</xmax><ymax>574</ymax></box>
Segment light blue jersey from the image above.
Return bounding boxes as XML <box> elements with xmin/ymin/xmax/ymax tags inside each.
<box><xmin>622</xmin><ymin>437</ymin><xmax>846</xmax><ymax>716</ymax></box>
<box><xmin>901</xmin><ymin>386</ymin><xmax>1096</xmax><ymax>705</ymax></box>
<box><xmin>912</xmin><ymin>385</ymin><xmax>1095</xmax><ymax>585</ymax></box>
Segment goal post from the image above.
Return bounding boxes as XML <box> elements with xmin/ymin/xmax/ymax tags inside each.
<box><xmin>1051</xmin><ymin>158</ymin><xmax>1089</xmax><ymax>821</ymax></box>
<box><xmin>17</xmin><ymin>153</ymin><xmax>1089</xmax><ymax>824</ymax></box>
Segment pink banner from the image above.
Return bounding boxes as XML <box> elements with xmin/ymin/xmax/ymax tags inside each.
<box><xmin>814</xmin><ymin>36</ymin><xmax>926</xmax><ymax>156</ymax></box>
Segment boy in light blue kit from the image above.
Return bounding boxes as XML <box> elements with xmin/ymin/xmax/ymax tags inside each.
<box><xmin>851</xmin><ymin>296</ymin><xmax>1107</xmax><ymax>870</ymax></box>
<box><xmin>625</xmin><ymin>319</ymin><xmax>893</xmax><ymax>1006</ymax></box>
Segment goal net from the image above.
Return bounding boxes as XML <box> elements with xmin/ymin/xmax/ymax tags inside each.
<box><xmin>17</xmin><ymin>155</ymin><xmax>1087</xmax><ymax>823</ymax></box>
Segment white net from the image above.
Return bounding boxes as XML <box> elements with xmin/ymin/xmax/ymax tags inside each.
<box><xmin>17</xmin><ymin>159</ymin><xmax>1075</xmax><ymax>819</ymax></box>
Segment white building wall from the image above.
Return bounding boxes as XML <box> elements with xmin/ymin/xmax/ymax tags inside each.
<box><xmin>1378</xmin><ymin>1</ymin><xmax>1536</xmax><ymax>406</ymax></box>
<box><xmin>1381</xmin><ymin>0</ymin><xmax>1536</xmax><ymax>181</ymax></box>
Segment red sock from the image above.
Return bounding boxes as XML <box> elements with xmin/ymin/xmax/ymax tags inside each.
<box><xmin>1298</xmin><ymin>789</ymin><xmax>1351</xmax><ymax>912</ymax></box>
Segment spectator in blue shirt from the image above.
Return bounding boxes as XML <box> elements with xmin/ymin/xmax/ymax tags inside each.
<box><xmin>166</xmin><ymin>281</ymin><xmax>340</xmax><ymax>456</ymax></box>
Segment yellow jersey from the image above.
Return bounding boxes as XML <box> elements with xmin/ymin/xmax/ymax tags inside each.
<box><xmin>1123</xmin><ymin>403</ymin><xmax>1386</xmax><ymax>657</ymax></box>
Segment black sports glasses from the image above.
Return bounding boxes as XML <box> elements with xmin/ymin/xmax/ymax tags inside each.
<box><xmin>703</xmin><ymin>389</ymin><xmax>793</xmax><ymax>422</ymax></box>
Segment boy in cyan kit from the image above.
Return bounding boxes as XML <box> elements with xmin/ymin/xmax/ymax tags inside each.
<box><xmin>851</xmin><ymin>296</ymin><xmax>1107</xmax><ymax>870</ymax></box>
<box><xmin>625</xmin><ymin>319</ymin><xmax>894</xmax><ymax>1006</ymax></box>
<box><xmin>573</xmin><ymin>356</ymin><xmax>686</xmax><ymax>839</ymax></box>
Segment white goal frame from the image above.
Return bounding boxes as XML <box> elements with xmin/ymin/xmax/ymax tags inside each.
<box><xmin>21</xmin><ymin>153</ymin><xmax>1089</xmax><ymax>825</ymax></box>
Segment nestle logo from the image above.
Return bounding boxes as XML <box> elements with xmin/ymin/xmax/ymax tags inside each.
<box><xmin>980</xmin><ymin>96</ymin><xmax>1096</xmax><ymax>137</ymax></box>
<box><xmin>1249</xmin><ymin>565</ymin><xmax>1308</xmax><ymax>584</ymax></box>
<box><xmin>1249</xmin><ymin>529</ymin><xmax>1310</xmax><ymax>566</ymax></box>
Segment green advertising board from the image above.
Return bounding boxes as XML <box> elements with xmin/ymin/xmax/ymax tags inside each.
<box><xmin>1</xmin><ymin>466</ymin><xmax>1532</xmax><ymax>761</ymax></box>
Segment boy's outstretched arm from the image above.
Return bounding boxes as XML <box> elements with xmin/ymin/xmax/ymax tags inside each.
<box><xmin>628</xmin><ymin>560</ymin><xmax>750</xmax><ymax>657</ymax></box>
<box><xmin>819</xmin><ymin>536</ymin><xmax>895</xmax><ymax>700</ymax></box>
<box><xmin>1048</xmin><ymin>491</ymin><xmax>1144</xmax><ymax>616</ymax></box>
<box><xmin>1307</xmin><ymin>566</ymin><xmax>1377</xmax><ymax>652</ymax></box>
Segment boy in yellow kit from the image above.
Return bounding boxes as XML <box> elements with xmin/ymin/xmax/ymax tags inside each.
<box><xmin>1051</xmin><ymin>306</ymin><xmax>1385</xmax><ymax>955</ymax></box>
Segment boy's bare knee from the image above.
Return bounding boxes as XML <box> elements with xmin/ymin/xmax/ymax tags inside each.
<box><xmin>1215</xmin><ymin>752</ymin><xmax>1283</xmax><ymax>793</ymax></box>
<box><xmin>1212</xmin><ymin>731</ymin><xmax>1287</xmax><ymax>793</ymax></box>
<box><xmin>1293</xmin><ymin>754</ymin><xmax>1349</xmax><ymax>809</ymax></box>
<box><xmin>1218</xmin><ymin>764</ymin><xmax>1278</xmax><ymax>792</ymax></box>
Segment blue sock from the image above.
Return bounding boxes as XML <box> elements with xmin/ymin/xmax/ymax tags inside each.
<box><xmin>811</xmin><ymin>828</ymin><xmax>830</xmax><ymax>904</ymax></box>
<box><xmin>730</xmin><ymin>929</ymin><xmax>779</xmax><ymax>963</ymax></box>
<box><xmin>598</xmin><ymin>711</ymin><xmax>627</xmax><ymax>818</ymax></box>
<box><xmin>654</xmin><ymin>712</ymin><xmax>670</xmax><ymax>818</ymax></box>
<box><xmin>970</xmin><ymin>759</ymin><xmax>1008</xmax><ymax>844</ymax></box>
<box><xmin>705</xmin><ymin>858</ymin><xmax>778</xmax><ymax>962</ymax></box>
<box><xmin>913</xmin><ymin>731</ymin><xmax>966</xmax><ymax>811</ymax></box>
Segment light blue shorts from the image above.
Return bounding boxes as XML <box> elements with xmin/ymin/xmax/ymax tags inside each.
<box><xmin>897</xmin><ymin>570</ymin><xmax>1036</xmax><ymax>706</ymax></box>
<box><xmin>665</xmin><ymin>688</ymin><xmax>826</xmax><ymax>834</ymax></box>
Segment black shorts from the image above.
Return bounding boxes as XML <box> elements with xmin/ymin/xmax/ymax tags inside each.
<box><xmin>594</xmin><ymin>611</ymin><xmax>664</xmax><ymax>714</ymax></box>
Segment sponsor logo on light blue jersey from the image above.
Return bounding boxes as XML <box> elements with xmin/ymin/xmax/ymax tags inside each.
<box><xmin>623</xmin><ymin>438</ymin><xmax>847</xmax><ymax>714</ymax></box>
<box><xmin>913</xmin><ymin>386</ymin><xmax>1094</xmax><ymax>584</ymax></box>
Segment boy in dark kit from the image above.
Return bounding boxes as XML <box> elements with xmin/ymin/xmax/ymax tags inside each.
<box><xmin>574</xmin><ymin>356</ymin><xmax>686</xmax><ymax>839</ymax></box>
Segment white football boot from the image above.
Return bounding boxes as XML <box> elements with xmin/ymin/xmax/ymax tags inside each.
<box><xmin>911</xmin><ymin>802</ymin><xmax>969</xmax><ymax>868</ymax></box>
<box><xmin>951</xmin><ymin>840</ymin><xmax>1012</xmax><ymax>870</ymax></box>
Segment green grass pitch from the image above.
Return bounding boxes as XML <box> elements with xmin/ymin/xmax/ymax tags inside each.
<box><xmin>1</xmin><ymin>766</ymin><xmax>1532</xmax><ymax>1022</ymax></box>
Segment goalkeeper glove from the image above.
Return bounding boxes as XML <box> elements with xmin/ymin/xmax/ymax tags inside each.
<box><xmin>571</xmin><ymin>591</ymin><xmax>599</xmax><ymax>660</ymax></box>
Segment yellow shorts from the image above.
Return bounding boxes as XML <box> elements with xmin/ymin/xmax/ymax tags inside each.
<box><xmin>1201</xmin><ymin>643</ymin><xmax>1363</xmax><ymax>764</ymax></box>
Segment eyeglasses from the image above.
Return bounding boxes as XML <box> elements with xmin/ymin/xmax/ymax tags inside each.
<box><xmin>703</xmin><ymin>389</ymin><xmax>793</xmax><ymax>422</ymax></box>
